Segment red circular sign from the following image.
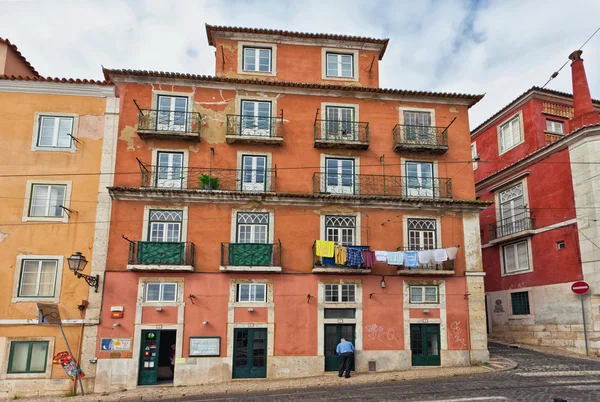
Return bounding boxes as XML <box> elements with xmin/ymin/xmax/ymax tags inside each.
<box><xmin>571</xmin><ymin>281</ymin><xmax>590</xmax><ymax>295</ymax></box>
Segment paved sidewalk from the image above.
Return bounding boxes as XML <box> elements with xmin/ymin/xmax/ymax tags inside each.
<box><xmin>490</xmin><ymin>337</ymin><xmax>600</xmax><ymax>363</ymax></box>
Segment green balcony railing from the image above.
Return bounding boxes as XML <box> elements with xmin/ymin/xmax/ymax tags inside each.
<box><xmin>226</xmin><ymin>115</ymin><xmax>284</xmax><ymax>139</ymax></box>
<box><xmin>221</xmin><ymin>241</ymin><xmax>282</xmax><ymax>267</ymax></box>
<box><xmin>314</xmin><ymin>120</ymin><xmax>369</xmax><ymax>144</ymax></box>
<box><xmin>128</xmin><ymin>240</ymin><xmax>195</xmax><ymax>266</ymax></box>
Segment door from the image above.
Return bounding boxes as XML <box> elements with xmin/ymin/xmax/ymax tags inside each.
<box><xmin>325</xmin><ymin>106</ymin><xmax>355</xmax><ymax>140</ymax></box>
<box><xmin>138</xmin><ymin>330</ymin><xmax>161</xmax><ymax>385</ymax></box>
<box><xmin>156</xmin><ymin>152</ymin><xmax>184</xmax><ymax>189</ymax></box>
<box><xmin>324</xmin><ymin>324</ymin><xmax>355</xmax><ymax>371</ymax></box>
<box><xmin>241</xmin><ymin>100</ymin><xmax>271</xmax><ymax>137</ymax></box>
<box><xmin>406</xmin><ymin>162</ymin><xmax>434</xmax><ymax>197</ymax></box>
<box><xmin>403</xmin><ymin>111</ymin><xmax>432</xmax><ymax>142</ymax></box>
<box><xmin>233</xmin><ymin>328</ymin><xmax>267</xmax><ymax>378</ymax></box>
<box><xmin>241</xmin><ymin>155</ymin><xmax>267</xmax><ymax>191</ymax></box>
<box><xmin>325</xmin><ymin>158</ymin><xmax>355</xmax><ymax>194</ymax></box>
<box><xmin>410</xmin><ymin>324</ymin><xmax>440</xmax><ymax>366</ymax></box>
<box><xmin>157</xmin><ymin>96</ymin><xmax>188</xmax><ymax>132</ymax></box>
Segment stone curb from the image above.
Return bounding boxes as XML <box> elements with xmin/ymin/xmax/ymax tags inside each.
<box><xmin>490</xmin><ymin>339</ymin><xmax>600</xmax><ymax>363</ymax></box>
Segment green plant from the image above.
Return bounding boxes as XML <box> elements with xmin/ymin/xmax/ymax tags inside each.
<box><xmin>199</xmin><ymin>174</ymin><xmax>220</xmax><ymax>190</ymax></box>
<box><xmin>64</xmin><ymin>392</ymin><xmax>77</xmax><ymax>397</ymax></box>
<box><xmin>12</xmin><ymin>396</ymin><xmax>21</xmax><ymax>400</ymax></box>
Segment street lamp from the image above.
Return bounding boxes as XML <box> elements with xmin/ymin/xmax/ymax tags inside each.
<box><xmin>67</xmin><ymin>252</ymin><xmax>99</xmax><ymax>292</ymax></box>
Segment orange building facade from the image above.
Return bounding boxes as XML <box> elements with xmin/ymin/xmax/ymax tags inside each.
<box><xmin>95</xmin><ymin>26</ymin><xmax>489</xmax><ymax>391</ymax></box>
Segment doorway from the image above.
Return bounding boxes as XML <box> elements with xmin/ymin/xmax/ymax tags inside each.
<box><xmin>324</xmin><ymin>324</ymin><xmax>355</xmax><ymax>371</ymax></box>
<box><xmin>138</xmin><ymin>329</ymin><xmax>177</xmax><ymax>386</ymax></box>
<box><xmin>410</xmin><ymin>324</ymin><xmax>440</xmax><ymax>366</ymax></box>
<box><xmin>232</xmin><ymin>328</ymin><xmax>267</xmax><ymax>379</ymax></box>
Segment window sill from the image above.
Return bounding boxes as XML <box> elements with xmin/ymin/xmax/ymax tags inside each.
<box><xmin>5</xmin><ymin>372</ymin><xmax>51</xmax><ymax>379</ymax></box>
<box><xmin>323</xmin><ymin>75</ymin><xmax>359</xmax><ymax>82</ymax></box>
<box><xmin>136</xmin><ymin>302</ymin><xmax>184</xmax><ymax>308</ymax></box>
<box><xmin>238</xmin><ymin>70</ymin><xmax>276</xmax><ymax>77</ymax></box>
<box><xmin>501</xmin><ymin>269</ymin><xmax>533</xmax><ymax>277</ymax></box>
<box><xmin>127</xmin><ymin>264</ymin><xmax>194</xmax><ymax>272</ymax></box>
<box><xmin>220</xmin><ymin>265</ymin><xmax>282</xmax><ymax>273</ymax></box>
<box><xmin>21</xmin><ymin>216</ymin><xmax>68</xmax><ymax>223</ymax></box>
<box><xmin>312</xmin><ymin>266</ymin><xmax>371</xmax><ymax>274</ymax></box>
<box><xmin>498</xmin><ymin>140</ymin><xmax>525</xmax><ymax>156</ymax></box>
<box><xmin>11</xmin><ymin>296</ymin><xmax>59</xmax><ymax>304</ymax></box>
<box><xmin>30</xmin><ymin>146</ymin><xmax>77</xmax><ymax>153</ymax></box>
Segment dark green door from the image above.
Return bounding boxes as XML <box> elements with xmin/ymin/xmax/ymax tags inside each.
<box><xmin>233</xmin><ymin>328</ymin><xmax>267</xmax><ymax>378</ymax></box>
<box><xmin>324</xmin><ymin>324</ymin><xmax>355</xmax><ymax>371</ymax></box>
<box><xmin>138</xmin><ymin>330</ymin><xmax>160</xmax><ymax>385</ymax></box>
<box><xmin>410</xmin><ymin>324</ymin><xmax>440</xmax><ymax>366</ymax></box>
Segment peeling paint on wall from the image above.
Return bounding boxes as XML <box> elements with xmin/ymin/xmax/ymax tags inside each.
<box><xmin>119</xmin><ymin>126</ymin><xmax>138</xmax><ymax>151</ymax></box>
<box><xmin>78</xmin><ymin>115</ymin><xmax>104</xmax><ymax>140</ymax></box>
<box><xmin>450</xmin><ymin>107</ymin><xmax>459</xmax><ymax>114</ymax></box>
<box><xmin>312</xmin><ymin>205</ymin><xmax>355</xmax><ymax>215</ymax></box>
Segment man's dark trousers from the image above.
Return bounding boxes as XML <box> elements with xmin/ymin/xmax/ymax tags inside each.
<box><xmin>338</xmin><ymin>352</ymin><xmax>353</xmax><ymax>377</ymax></box>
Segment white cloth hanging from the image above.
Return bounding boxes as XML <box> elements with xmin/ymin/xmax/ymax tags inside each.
<box><xmin>387</xmin><ymin>251</ymin><xmax>404</xmax><ymax>265</ymax></box>
<box><xmin>433</xmin><ymin>249</ymin><xmax>448</xmax><ymax>262</ymax></box>
<box><xmin>446</xmin><ymin>246</ymin><xmax>459</xmax><ymax>260</ymax></box>
<box><xmin>374</xmin><ymin>251</ymin><xmax>388</xmax><ymax>262</ymax></box>
<box><xmin>418</xmin><ymin>250</ymin><xmax>434</xmax><ymax>265</ymax></box>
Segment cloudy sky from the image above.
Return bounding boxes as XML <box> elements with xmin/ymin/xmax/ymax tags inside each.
<box><xmin>1</xmin><ymin>0</ymin><xmax>599</xmax><ymax>127</ymax></box>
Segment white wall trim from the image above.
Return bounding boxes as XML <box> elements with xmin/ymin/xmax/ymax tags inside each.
<box><xmin>11</xmin><ymin>255</ymin><xmax>65</xmax><ymax>303</ymax></box>
<box><xmin>321</xmin><ymin>47</ymin><xmax>360</xmax><ymax>82</ymax></box>
<box><xmin>236</xmin><ymin>150</ymin><xmax>273</xmax><ymax>192</ymax></box>
<box><xmin>499</xmin><ymin>238</ymin><xmax>534</xmax><ymax>277</ymax></box>
<box><xmin>398</xmin><ymin>106</ymin><xmax>437</xmax><ymax>127</ymax></box>
<box><xmin>150</xmin><ymin>90</ymin><xmax>194</xmax><ymax>113</ymax></box>
<box><xmin>230</xmin><ymin>208</ymin><xmax>275</xmax><ymax>243</ymax></box>
<box><xmin>402</xmin><ymin>214</ymin><xmax>443</xmax><ymax>248</ymax></box>
<box><xmin>319</xmin><ymin>212</ymin><xmax>362</xmax><ymax>245</ymax></box>
<box><xmin>141</xmin><ymin>205</ymin><xmax>189</xmax><ymax>242</ymax></box>
<box><xmin>30</xmin><ymin>112</ymin><xmax>79</xmax><ymax>153</ymax></box>
<box><xmin>21</xmin><ymin>180</ymin><xmax>72</xmax><ymax>223</ymax></box>
<box><xmin>497</xmin><ymin>110</ymin><xmax>525</xmax><ymax>156</ymax></box>
<box><xmin>236</xmin><ymin>41</ymin><xmax>277</xmax><ymax>77</ymax></box>
<box><xmin>0</xmin><ymin>336</ymin><xmax>55</xmax><ymax>380</ymax></box>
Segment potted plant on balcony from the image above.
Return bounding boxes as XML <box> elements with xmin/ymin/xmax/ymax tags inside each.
<box><xmin>199</xmin><ymin>174</ymin><xmax>220</xmax><ymax>190</ymax></box>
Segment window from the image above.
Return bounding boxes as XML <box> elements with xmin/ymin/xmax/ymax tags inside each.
<box><xmin>243</xmin><ymin>47</ymin><xmax>272</xmax><ymax>72</ymax></box>
<box><xmin>237</xmin><ymin>212</ymin><xmax>269</xmax><ymax>243</ymax></box>
<box><xmin>18</xmin><ymin>259</ymin><xmax>58</xmax><ymax>298</ymax></box>
<box><xmin>325</xmin><ymin>106</ymin><xmax>355</xmax><ymax>139</ymax></box>
<box><xmin>325</xmin><ymin>216</ymin><xmax>356</xmax><ymax>245</ymax></box>
<box><xmin>408</xmin><ymin>219</ymin><xmax>436</xmax><ymax>250</ymax></box>
<box><xmin>145</xmin><ymin>283</ymin><xmax>178</xmax><ymax>302</ymax></box>
<box><xmin>324</xmin><ymin>284</ymin><xmax>356</xmax><ymax>303</ymax></box>
<box><xmin>236</xmin><ymin>283</ymin><xmax>267</xmax><ymax>302</ymax></box>
<box><xmin>403</xmin><ymin>111</ymin><xmax>432</xmax><ymax>142</ymax></box>
<box><xmin>326</xmin><ymin>53</ymin><xmax>353</xmax><ymax>78</ymax></box>
<box><xmin>511</xmin><ymin>291</ymin><xmax>530</xmax><ymax>315</ymax></box>
<box><xmin>241</xmin><ymin>100</ymin><xmax>272</xmax><ymax>137</ymax></box>
<box><xmin>8</xmin><ymin>341</ymin><xmax>49</xmax><ymax>374</ymax></box>
<box><xmin>28</xmin><ymin>184</ymin><xmax>66</xmax><ymax>217</ymax></box>
<box><xmin>325</xmin><ymin>158</ymin><xmax>355</xmax><ymax>194</ymax></box>
<box><xmin>324</xmin><ymin>308</ymin><xmax>356</xmax><ymax>318</ymax></box>
<box><xmin>410</xmin><ymin>286</ymin><xmax>439</xmax><ymax>303</ymax></box>
<box><xmin>557</xmin><ymin>240</ymin><xmax>566</xmax><ymax>250</ymax></box>
<box><xmin>498</xmin><ymin>183</ymin><xmax>528</xmax><ymax>237</ymax></box>
<box><xmin>148</xmin><ymin>210</ymin><xmax>183</xmax><ymax>242</ymax></box>
<box><xmin>241</xmin><ymin>155</ymin><xmax>267</xmax><ymax>191</ymax></box>
<box><xmin>405</xmin><ymin>161</ymin><xmax>434</xmax><ymax>197</ymax></box>
<box><xmin>37</xmin><ymin>116</ymin><xmax>74</xmax><ymax>148</ymax></box>
<box><xmin>546</xmin><ymin>120</ymin><xmax>564</xmax><ymax>134</ymax></box>
<box><xmin>471</xmin><ymin>142</ymin><xmax>478</xmax><ymax>170</ymax></box>
<box><xmin>503</xmin><ymin>241</ymin><xmax>530</xmax><ymax>274</ymax></box>
<box><xmin>156</xmin><ymin>151</ymin><xmax>184</xmax><ymax>189</ymax></box>
<box><xmin>157</xmin><ymin>95</ymin><xmax>188</xmax><ymax>132</ymax></box>
<box><xmin>499</xmin><ymin>115</ymin><xmax>522</xmax><ymax>153</ymax></box>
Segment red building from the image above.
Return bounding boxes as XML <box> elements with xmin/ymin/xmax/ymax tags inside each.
<box><xmin>472</xmin><ymin>50</ymin><xmax>600</xmax><ymax>354</ymax></box>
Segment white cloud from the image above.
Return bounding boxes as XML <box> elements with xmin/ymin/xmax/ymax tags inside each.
<box><xmin>2</xmin><ymin>0</ymin><xmax>599</xmax><ymax>127</ymax></box>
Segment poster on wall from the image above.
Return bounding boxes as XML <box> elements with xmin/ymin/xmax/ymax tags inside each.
<box><xmin>189</xmin><ymin>337</ymin><xmax>220</xmax><ymax>357</ymax></box>
<box><xmin>100</xmin><ymin>338</ymin><xmax>132</xmax><ymax>351</ymax></box>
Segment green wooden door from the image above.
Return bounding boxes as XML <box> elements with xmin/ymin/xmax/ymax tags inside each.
<box><xmin>324</xmin><ymin>324</ymin><xmax>355</xmax><ymax>371</ymax></box>
<box><xmin>233</xmin><ymin>328</ymin><xmax>267</xmax><ymax>379</ymax></box>
<box><xmin>410</xmin><ymin>324</ymin><xmax>440</xmax><ymax>366</ymax></box>
<box><xmin>138</xmin><ymin>330</ymin><xmax>160</xmax><ymax>385</ymax></box>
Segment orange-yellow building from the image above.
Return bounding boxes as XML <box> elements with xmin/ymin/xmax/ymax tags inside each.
<box><xmin>0</xmin><ymin>39</ymin><xmax>118</xmax><ymax>398</ymax></box>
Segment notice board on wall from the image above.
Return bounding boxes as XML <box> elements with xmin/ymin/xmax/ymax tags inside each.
<box><xmin>189</xmin><ymin>337</ymin><xmax>220</xmax><ymax>357</ymax></box>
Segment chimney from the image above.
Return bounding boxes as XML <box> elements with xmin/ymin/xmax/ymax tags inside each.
<box><xmin>569</xmin><ymin>50</ymin><xmax>600</xmax><ymax>130</ymax></box>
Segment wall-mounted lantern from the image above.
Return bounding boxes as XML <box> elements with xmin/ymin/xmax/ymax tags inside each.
<box><xmin>67</xmin><ymin>252</ymin><xmax>99</xmax><ymax>292</ymax></box>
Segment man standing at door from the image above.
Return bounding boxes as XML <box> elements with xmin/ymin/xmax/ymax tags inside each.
<box><xmin>336</xmin><ymin>337</ymin><xmax>355</xmax><ymax>378</ymax></box>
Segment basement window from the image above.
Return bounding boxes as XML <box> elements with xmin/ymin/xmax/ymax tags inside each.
<box><xmin>556</xmin><ymin>240</ymin><xmax>566</xmax><ymax>250</ymax></box>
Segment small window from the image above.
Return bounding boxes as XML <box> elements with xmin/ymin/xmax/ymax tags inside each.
<box><xmin>511</xmin><ymin>291</ymin><xmax>530</xmax><ymax>315</ymax></box>
<box><xmin>546</xmin><ymin>120</ymin><xmax>564</xmax><ymax>134</ymax></box>
<box><xmin>471</xmin><ymin>142</ymin><xmax>478</xmax><ymax>170</ymax></box>
<box><xmin>8</xmin><ymin>341</ymin><xmax>49</xmax><ymax>374</ymax></box>
<box><xmin>145</xmin><ymin>283</ymin><xmax>178</xmax><ymax>302</ymax></box>
<box><xmin>503</xmin><ymin>241</ymin><xmax>530</xmax><ymax>274</ymax></box>
<box><xmin>29</xmin><ymin>184</ymin><xmax>66</xmax><ymax>217</ymax></box>
<box><xmin>557</xmin><ymin>240</ymin><xmax>566</xmax><ymax>250</ymax></box>
<box><xmin>237</xmin><ymin>283</ymin><xmax>267</xmax><ymax>302</ymax></box>
<box><xmin>37</xmin><ymin>116</ymin><xmax>74</xmax><ymax>148</ymax></box>
<box><xmin>324</xmin><ymin>308</ymin><xmax>356</xmax><ymax>318</ymax></box>
<box><xmin>18</xmin><ymin>259</ymin><xmax>58</xmax><ymax>298</ymax></box>
<box><xmin>326</xmin><ymin>53</ymin><xmax>353</xmax><ymax>78</ymax></box>
<box><xmin>499</xmin><ymin>115</ymin><xmax>522</xmax><ymax>153</ymax></box>
<box><xmin>324</xmin><ymin>284</ymin><xmax>356</xmax><ymax>303</ymax></box>
<box><xmin>243</xmin><ymin>47</ymin><xmax>272</xmax><ymax>72</ymax></box>
<box><xmin>407</xmin><ymin>219</ymin><xmax>437</xmax><ymax>250</ymax></box>
<box><xmin>410</xmin><ymin>286</ymin><xmax>439</xmax><ymax>303</ymax></box>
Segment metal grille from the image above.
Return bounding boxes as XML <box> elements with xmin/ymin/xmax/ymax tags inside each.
<box><xmin>511</xmin><ymin>292</ymin><xmax>530</xmax><ymax>315</ymax></box>
<box><xmin>325</xmin><ymin>216</ymin><xmax>356</xmax><ymax>227</ymax></box>
<box><xmin>499</xmin><ymin>184</ymin><xmax>523</xmax><ymax>203</ymax></box>
<box><xmin>408</xmin><ymin>219</ymin><xmax>436</xmax><ymax>231</ymax></box>
<box><xmin>368</xmin><ymin>361</ymin><xmax>377</xmax><ymax>372</ymax></box>
<box><xmin>149</xmin><ymin>210</ymin><xmax>183</xmax><ymax>222</ymax></box>
<box><xmin>237</xmin><ymin>213</ymin><xmax>269</xmax><ymax>224</ymax></box>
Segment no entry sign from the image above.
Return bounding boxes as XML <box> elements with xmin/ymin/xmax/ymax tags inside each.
<box><xmin>571</xmin><ymin>281</ymin><xmax>590</xmax><ymax>295</ymax></box>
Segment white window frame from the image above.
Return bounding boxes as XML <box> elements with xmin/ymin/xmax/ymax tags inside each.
<box><xmin>321</xmin><ymin>48</ymin><xmax>359</xmax><ymax>82</ymax></box>
<box><xmin>230</xmin><ymin>209</ymin><xmax>275</xmax><ymax>244</ymax></box>
<box><xmin>402</xmin><ymin>215</ymin><xmax>442</xmax><ymax>249</ymax></box>
<box><xmin>150</xmin><ymin>149</ymin><xmax>189</xmax><ymax>190</ymax></box>
<box><xmin>471</xmin><ymin>142</ymin><xmax>478</xmax><ymax>170</ymax></box>
<box><xmin>22</xmin><ymin>180</ymin><xmax>72</xmax><ymax>223</ymax></box>
<box><xmin>409</xmin><ymin>285</ymin><xmax>439</xmax><ymax>304</ymax></box>
<box><xmin>11</xmin><ymin>255</ymin><xmax>64</xmax><ymax>303</ymax></box>
<box><xmin>236</xmin><ymin>283</ymin><xmax>267</xmax><ymax>302</ymax></box>
<box><xmin>324</xmin><ymin>283</ymin><xmax>356</xmax><ymax>303</ymax></box>
<box><xmin>145</xmin><ymin>282</ymin><xmax>178</xmax><ymax>303</ymax></box>
<box><xmin>399</xmin><ymin>107</ymin><xmax>436</xmax><ymax>127</ymax></box>
<box><xmin>546</xmin><ymin>119</ymin><xmax>564</xmax><ymax>134</ymax></box>
<box><xmin>501</xmin><ymin>240</ymin><xmax>532</xmax><ymax>276</ymax></box>
<box><xmin>137</xmin><ymin>278</ymin><xmax>184</xmax><ymax>307</ymax></box>
<box><xmin>155</xmin><ymin>151</ymin><xmax>185</xmax><ymax>189</ymax></box>
<box><xmin>320</xmin><ymin>213</ymin><xmax>361</xmax><ymax>245</ymax></box>
<box><xmin>1</xmin><ymin>337</ymin><xmax>55</xmax><ymax>380</ymax></box>
<box><xmin>497</xmin><ymin>111</ymin><xmax>524</xmax><ymax>155</ymax></box>
<box><xmin>493</xmin><ymin>178</ymin><xmax>529</xmax><ymax>231</ymax></box>
<box><xmin>242</xmin><ymin>47</ymin><xmax>272</xmax><ymax>73</ymax></box>
<box><xmin>31</xmin><ymin>112</ymin><xmax>79</xmax><ymax>153</ymax></box>
<box><xmin>142</xmin><ymin>206</ymin><xmax>188</xmax><ymax>243</ymax></box>
<box><xmin>236</xmin><ymin>151</ymin><xmax>273</xmax><ymax>192</ymax></box>
<box><xmin>237</xmin><ymin>41</ymin><xmax>277</xmax><ymax>77</ymax></box>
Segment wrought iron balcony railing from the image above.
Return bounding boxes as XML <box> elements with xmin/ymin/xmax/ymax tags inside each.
<box><xmin>394</xmin><ymin>247</ymin><xmax>454</xmax><ymax>273</ymax></box>
<box><xmin>127</xmin><ymin>240</ymin><xmax>195</xmax><ymax>266</ymax></box>
<box><xmin>226</xmin><ymin>115</ymin><xmax>284</xmax><ymax>139</ymax></box>
<box><xmin>312</xmin><ymin>242</ymin><xmax>371</xmax><ymax>270</ymax></box>
<box><xmin>137</xmin><ymin>109</ymin><xmax>202</xmax><ymax>138</ymax></box>
<box><xmin>312</xmin><ymin>173</ymin><xmax>452</xmax><ymax>199</ymax></box>
<box><xmin>392</xmin><ymin>124</ymin><xmax>449</xmax><ymax>153</ymax></box>
<box><xmin>489</xmin><ymin>212</ymin><xmax>533</xmax><ymax>241</ymax></box>
<box><xmin>314</xmin><ymin>120</ymin><xmax>369</xmax><ymax>148</ymax></box>
<box><xmin>138</xmin><ymin>161</ymin><xmax>277</xmax><ymax>192</ymax></box>
<box><xmin>221</xmin><ymin>241</ymin><xmax>282</xmax><ymax>267</ymax></box>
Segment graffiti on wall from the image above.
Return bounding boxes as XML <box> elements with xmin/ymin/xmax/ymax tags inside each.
<box><xmin>365</xmin><ymin>324</ymin><xmax>401</xmax><ymax>347</ymax></box>
<box><xmin>450</xmin><ymin>320</ymin><xmax>467</xmax><ymax>349</ymax></box>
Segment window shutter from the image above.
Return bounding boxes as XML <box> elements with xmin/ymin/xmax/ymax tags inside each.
<box><xmin>511</xmin><ymin>117</ymin><xmax>521</xmax><ymax>145</ymax></box>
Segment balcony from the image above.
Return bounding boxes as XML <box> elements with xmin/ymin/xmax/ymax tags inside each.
<box><xmin>545</xmin><ymin>132</ymin><xmax>564</xmax><ymax>145</ymax></box>
<box><xmin>137</xmin><ymin>109</ymin><xmax>201</xmax><ymax>141</ymax></box>
<box><xmin>225</xmin><ymin>114</ymin><xmax>284</xmax><ymax>145</ymax></box>
<box><xmin>138</xmin><ymin>161</ymin><xmax>277</xmax><ymax>192</ymax></box>
<box><xmin>126</xmin><ymin>240</ymin><xmax>195</xmax><ymax>271</ymax></box>
<box><xmin>392</xmin><ymin>124</ymin><xmax>449</xmax><ymax>154</ymax></box>
<box><xmin>488</xmin><ymin>212</ymin><xmax>534</xmax><ymax>244</ymax></box>
<box><xmin>394</xmin><ymin>248</ymin><xmax>455</xmax><ymax>276</ymax></box>
<box><xmin>312</xmin><ymin>173</ymin><xmax>452</xmax><ymax>199</ymax></box>
<box><xmin>313</xmin><ymin>120</ymin><xmax>369</xmax><ymax>149</ymax></box>
<box><xmin>312</xmin><ymin>242</ymin><xmax>371</xmax><ymax>274</ymax></box>
<box><xmin>220</xmin><ymin>241</ymin><xmax>282</xmax><ymax>272</ymax></box>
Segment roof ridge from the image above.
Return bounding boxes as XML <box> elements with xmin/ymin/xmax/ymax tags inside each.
<box><xmin>0</xmin><ymin>74</ymin><xmax>112</xmax><ymax>85</ymax></box>
<box><xmin>0</xmin><ymin>37</ymin><xmax>40</xmax><ymax>77</ymax></box>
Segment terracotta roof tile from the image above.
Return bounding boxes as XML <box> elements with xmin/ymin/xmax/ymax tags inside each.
<box><xmin>0</xmin><ymin>37</ymin><xmax>40</xmax><ymax>77</ymax></box>
<box><xmin>205</xmin><ymin>24</ymin><xmax>390</xmax><ymax>59</ymax></box>
<box><xmin>0</xmin><ymin>74</ymin><xmax>111</xmax><ymax>85</ymax></box>
<box><xmin>103</xmin><ymin>68</ymin><xmax>483</xmax><ymax>105</ymax></box>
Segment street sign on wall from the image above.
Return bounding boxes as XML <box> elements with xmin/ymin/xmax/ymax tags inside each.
<box><xmin>571</xmin><ymin>281</ymin><xmax>590</xmax><ymax>295</ymax></box>
<box><xmin>37</xmin><ymin>303</ymin><xmax>62</xmax><ymax>325</ymax></box>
